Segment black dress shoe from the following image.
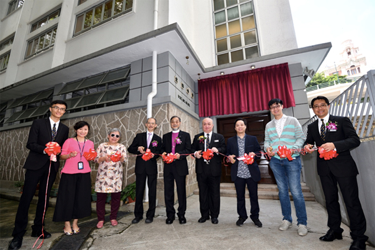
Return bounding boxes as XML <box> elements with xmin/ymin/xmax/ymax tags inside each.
<box><xmin>236</xmin><ymin>217</ymin><xmax>247</xmax><ymax>226</ymax></box>
<box><xmin>145</xmin><ymin>218</ymin><xmax>153</xmax><ymax>224</ymax></box>
<box><xmin>319</xmin><ymin>229</ymin><xmax>343</xmax><ymax>241</ymax></box>
<box><xmin>211</xmin><ymin>218</ymin><xmax>219</xmax><ymax>224</ymax></box>
<box><xmin>178</xmin><ymin>216</ymin><xmax>186</xmax><ymax>224</ymax></box>
<box><xmin>8</xmin><ymin>237</ymin><xmax>22</xmax><ymax>250</ymax></box>
<box><xmin>166</xmin><ymin>218</ymin><xmax>174</xmax><ymax>224</ymax></box>
<box><xmin>132</xmin><ymin>217</ymin><xmax>143</xmax><ymax>224</ymax></box>
<box><xmin>198</xmin><ymin>217</ymin><xmax>209</xmax><ymax>223</ymax></box>
<box><xmin>350</xmin><ymin>240</ymin><xmax>366</xmax><ymax>250</ymax></box>
<box><xmin>31</xmin><ymin>230</ymin><xmax>51</xmax><ymax>238</ymax></box>
<box><xmin>251</xmin><ymin>218</ymin><xmax>263</xmax><ymax>228</ymax></box>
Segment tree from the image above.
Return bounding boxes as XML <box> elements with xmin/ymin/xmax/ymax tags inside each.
<box><xmin>307</xmin><ymin>72</ymin><xmax>349</xmax><ymax>88</ymax></box>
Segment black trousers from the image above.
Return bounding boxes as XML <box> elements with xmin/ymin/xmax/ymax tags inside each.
<box><xmin>164</xmin><ymin>168</ymin><xmax>186</xmax><ymax>219</ymax></box>
<box><xmin>12</xmin><ymin>162</ymin><xmax>57</xmax><ymax>238</ymax></box>
<box><xmin>53</xmin><ymin>173</ymin><xmax>92</xmax><ymax>222</ymax></box>
<box><xmin>319</xmin><ymin>172</ymin><xmax>368</xmax><ymax>241</ymax></box>
<box><xmin>134</xmin><ymin>173</ymin><xmax>157</xmax><ymax>219</ymax></box>
<box><xmin>197</xmin><ymin>172</ymin><xmax>221</xmax><ymax>219</ymax></box>
<box><xmin>234</xmin><ymin>177</ymin><xmax>259</xmax><ymax>220</ymax></box>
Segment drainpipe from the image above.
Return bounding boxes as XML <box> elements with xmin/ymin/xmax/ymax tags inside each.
<box><xmin>144</xmin><ymin>0</ymin><xmax>159</xmax><ymax>202</ymax></box>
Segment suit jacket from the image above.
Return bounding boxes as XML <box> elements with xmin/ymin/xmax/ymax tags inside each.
<box><xmin>24</xmin><ymin>118</ymin><xmax>69</xmax><ymax>171</ymax></box>
<box><xmin>162</xmin><ymin>131</ymin><xmax>191</xmax><ymax>176</ymax></box>
<box><xmin>305</xmin><ymin>115</ymin><xmax>360</xmax><ymax>177</ymax></box>
<box><xmin>128</xmin><ymin>132</ymin><xmax>162</xmax><ymax>175</ymax></box>
<box><xmin>192</xmin><ymin>132</ymin><xmax>226</xmax><ymax>177</ymax></box>
<box><xmin>226</xmin><ymin>134</ymin><xmax>261</xmax><ymax>182</ymax></box>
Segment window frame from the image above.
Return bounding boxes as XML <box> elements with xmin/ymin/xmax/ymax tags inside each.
<box><xmin>0</xmin><ymin>52</ymin><xmax>11</xmax><ymax>72</ymax></box>
<box><xmin>7</xmin><ymin>0</ymin><xmax>24</xmax><ymax>15</ymax></box>
<box><xmin>25</xmin><ymin>26</ymin><xmax>58</xmax><ymax>59</ymax></box>
<box><xmin>30</xmin><ymin>8</ymin><xmax>61</xmax><ymax>33</ymax></box>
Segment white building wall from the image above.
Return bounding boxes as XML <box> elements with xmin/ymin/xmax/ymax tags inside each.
<box><xmin>254</xmin><ymin>0</ymin><xmax>297</xmax><ymax>55</ymax></box>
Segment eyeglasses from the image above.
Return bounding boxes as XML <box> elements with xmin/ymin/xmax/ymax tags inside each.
<box><xmin>110</xmin><ymin>134</ymin><xmax>120</xmax><ymax>138</ymax></box>
<box><xmin>51</xmin><ymin>106</ymin><xmax>66</xmax><ymax>112</ymax></box>
<box><xmin>270</xmin><ymin>104</ymin><xmax>281</xmax><ymax>110</ymax></box>
<box><xmin>313</xmin><ymin>104</ymin><xmax>328</xmax><ymax>109</ymax></box>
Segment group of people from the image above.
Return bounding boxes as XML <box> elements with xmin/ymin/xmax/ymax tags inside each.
<box><xmin>8</xmin><ymin>95</ymin><xmax>368</xmax><ymax>250</ymax></box>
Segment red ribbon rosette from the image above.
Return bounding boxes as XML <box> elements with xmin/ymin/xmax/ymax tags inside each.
<box><xmin>110</xmin><ymin>151</ymin><xmax>122</xmax><ymax>162</ymax></box>
<box><xmin>318</xmin><ymin>147</ymin><xmax>339</xmax><ymax>160</ymax></box>
<box><xmin>142</xmin><ymin>149</ymin><xmax>153</xmax><ymax>161</ymax></box>
<box><xmin>202</xmin><ymin>149</ymin><xmax>214</xmax><ymax>161</ymax></box>
<box><xmin>44</xmin><ymin>142</ymin><xmax>61</xmax><ymax>156</ymax></box>
<box><xmin>83</xmin><ymin>148</ymin><xmax>97</xmax><ymax>161</ymax></box>
<box><xmin>162</xmin><ymin>153</ymin><xmax>176</xmax><ymax>164</ymax></box>
<box><xmin>277</xmin><ymin>145</ymin><xmax>293</xmax><ymax>161</ymax></box>
<box><xmin>240</xmin><ymin>153</ymin><xmax>255</xmax><ymax>165</ymax></box>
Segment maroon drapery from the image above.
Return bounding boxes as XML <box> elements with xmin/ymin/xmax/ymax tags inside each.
<box><xmin>198</xmin><ymin>63</ymin><xmax>295</xmax><ymax>117</ymax></box>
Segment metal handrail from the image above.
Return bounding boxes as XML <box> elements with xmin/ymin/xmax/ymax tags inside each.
<box><xmin>302</xmin><ymin>70</ymin><xmax>375</xmax><ymax>140</ymax></box>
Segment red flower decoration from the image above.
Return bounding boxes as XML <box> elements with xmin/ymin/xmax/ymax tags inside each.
<box><xmin>318</xmin><ymin>147</ymin><xmax>339</xmax><ymax>160</ymax></box>
<box><xmin>202</xmin><ymin>149</ymin><xmax>214</xmax><ymax>161</ymax></box>
<box><xmin>277</xmin><ymin>145</ymin><xmax>293</xmax><ymax>161</ymax></box>
<box><xmin>241</xmin><ymin>153</ymin><xmax>254</xmax><ymax>165</ymax></box>
<box><xmin>142</xmin><ymin>149</ymin><xmax>153</xmax><ymax>161</ymax></box>
<box><xmin>83</xmin><ymin>148</ymin><xmax>97</xmax><ymax>161</ymax></box>
<box><xmin>44</xmin><ymin>142</ymin><xmax>61</xmax><ymax>156</ymax></box>
<box><xmin>162</xmin><ymin>153</ymin><xmax>176</xmax><ymax>164</ymax></box>
<box><xmin>110</xmin><ymin>151</ymin><xmax>122</xmax><ymax>162</ymax></box>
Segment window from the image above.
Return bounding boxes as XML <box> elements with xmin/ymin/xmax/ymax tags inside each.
<box><xmin>0</xmin><ymin>52</ymin><xmax>11</xmax><ymax>72</ymax></box>
<box><xmin>347</xmin><ymin>70</ymin><xmax>350</xmax><ymax>76</ymax></box>
<box><xmin>213</xmin><ymin>0</ymin><xmax>259</xmax><ymax>65</ymax></box>
<box><xmin>7</xmin><ymin>0</ymin><xmax>24</xmax><ymax>15</ymax></box>
<box><xmin>0</xmin><ymin>35</ymin><xmax>14</xmax><ymax>51</ymax></box>
<box><xmin>61</xmin><ymin>66</ymin><xmax>130</xmax><ymax>112</ymax></box>
<box><xmin>31</xmin><ymin>9</ymin><xmax>61</xmax><ymax>32</ymax></box>
<box><xmin>74</xmin><ymin>0</ymin><xmax>133</xmax><ymax>35</ymax></box>
<box><xmin>351</xmin><ymin>68</ymin><xmax>357</xmax><ymax>75</ymax></box>
<box><xmin>25</xmin><ymin>26</ymin><xmax>57</xmax><ymax>58</ymax></box>
<box><xmin>357</xmin><ymin>67</ymin><xmax>361</xmax><ymax>73</ymax></box>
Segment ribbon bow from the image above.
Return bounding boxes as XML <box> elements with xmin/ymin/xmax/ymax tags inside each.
<box><xmin>238</xmin><ymin>153</ymin><xmax>254</xmax><ymax>165</ymax></box>
<box><xmin>83</xmin><ymin>148</ymin><xmax>97</xmax><ymax>161</ymax></box>
<box><xmin>277</xmin><ymin>145</ymin><xmax>293</xmax><ymax>161</ymax></box>
<box><xmin>110</xmin><ymin>151</ymin><xmax>122</xmax><ymax>162</ymax></box>
<box><xmin>162</xmin><ymin>153</ymin><xmax>176</xmax><ymax>164</ymax></box>
<box><xmin>142</xmin><ymin>149</ymin><xmax>153</xmax><ymax>161</ymax></box>
<box><xmin>202</xmin><ymin>149</ymin><xmax>214</xmax><ymax>161</ymax></box>
<box><xmin>318</xmin><ymin>147</ymin><xmax>339</xmax><ymax>160</ymax></box>
<box><xmin>44</xmin><ymin>142</ymin><xmax>61</xmax><ymax>162</ymax></box>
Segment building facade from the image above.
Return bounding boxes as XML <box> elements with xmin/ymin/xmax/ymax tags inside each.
<box><xmin>0</xmin><ymin>0</ymin><xmax>330</xmax><ymax>205</ymax></box>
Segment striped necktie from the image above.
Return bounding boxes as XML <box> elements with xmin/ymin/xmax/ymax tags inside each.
<box><xmin>320</xmin><ymin>119</ymin><xmax>326</xmax><ymax>141</ymax></box>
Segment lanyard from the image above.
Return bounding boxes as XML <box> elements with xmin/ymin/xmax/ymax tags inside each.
<box><xmin>76</xmin><ymin>137</ymin><xmax>86</xmax><ymax>161</ymax></box>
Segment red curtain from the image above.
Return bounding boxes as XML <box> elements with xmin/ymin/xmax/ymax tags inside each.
<box><xmin>198</xmin><ymin>63</ymin><xmax>295</xmax><ymax>117</ymax></box>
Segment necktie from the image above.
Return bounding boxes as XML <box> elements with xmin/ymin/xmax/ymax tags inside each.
<box><xmin>320</xmin><ymin>119</ymin><xmax>326</xmax><ymax>141</ymax></box>
<box><xmin>205</xmin><ymin>133</ymin><xmax>210</xmax><ymax>151</ymax></box>
<box><xmin>147</xmin><ymin>133</ymin><xmax>152</xmax><ymax>148</ymax></box>
<box><xmin>52</xmin><ymin>123</ymin><xmax>57</xmax><ymax>141</ymax></box>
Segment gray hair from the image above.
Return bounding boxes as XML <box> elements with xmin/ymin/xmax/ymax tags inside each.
<box><xmin>108</xmin><ymin>128</ymin><xmax>121</xmax><ymax>137</ymax></box>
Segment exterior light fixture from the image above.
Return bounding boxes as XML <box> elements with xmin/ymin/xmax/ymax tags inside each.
<box><xmin>220</xmin><ymin>72</ymin><xmax>224</xmax><ymax>75</ymax></box>
<box><xmin>250</xmin><ymin>65</ymin><xmax>256</xmax><ymax>69</ymax></box>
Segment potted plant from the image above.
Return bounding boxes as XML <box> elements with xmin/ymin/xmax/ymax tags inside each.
<box><xmin>121</xmin><ymin>182</ymin><xmax>136</xmax><ymax>204</ymax></box>
<box><xmin>91</xmin><ymin>188</ymin><xmax>97</xmax><ymax>202</ymax></box>
<box><xmin>14</xmin><ymin>181</ymin><xmax>24</xmax><ymax>193</ymax></box>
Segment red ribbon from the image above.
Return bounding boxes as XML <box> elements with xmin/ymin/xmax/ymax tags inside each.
<box><xmin>83</xmin><ymin>148</ymin><xmax>97</xmax><ymax>161</ymax></box>
<box><xmin>202</xmin><ymin>149</ymin><xmax>214</xmax><ymax>161</ymax></box>
<box><xmin>318</xmin><ymin>147</ymin><xmax>339</xmax><ymax>160</ymax></box>
<box><xmin>44</xmin><ymin>142</ymin><xmax>61</xmax><ymax>156</ymax></box>
<box><xmin>141</xmin><ymin>149</ymin><xmax>153</xmax><ymax>161</ymax></box>
<box><xmin>110</xmin><ymin>151</ymin><xmax>122</xmax><ymax>162</ymax></box>
<box><xmin>162</xmin><ymin>153</ymin><xmax>177</xmax><ymax>164</ymax></box>
<box><xmin>240</xmin><ymin>153</ymin><xmax>255</xmax><ymax>165</ymax></box>
<box><xmin>277</xmin><ymin>145</ymin><xmax>293</xmax><ymax>161</ymax></box>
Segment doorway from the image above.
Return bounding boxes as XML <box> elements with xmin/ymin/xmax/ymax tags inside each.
<box><xmin>217</xmin><ymin>113</ymin><xmax>276</xmax><ymax>184</ymax></box>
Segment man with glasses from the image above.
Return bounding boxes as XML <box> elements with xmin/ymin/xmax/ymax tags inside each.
<box><xmin>9</xmin><ymin>100</ymin><xmax>69</xmax><ymax>250</ymax></box>
<box><xmin>304</xmin><ymin>96</ymin><xmax>368</xmax><ymax>250</ymax></box>
<box><xmin>264</xmin><ymin>98</ymin><xmax>308</xmax><ymax>236</ymax></box>
<box><xmin>128</xmin><ymin>117</ymin><xmax>162</xmax><ymax>224</ymax></box>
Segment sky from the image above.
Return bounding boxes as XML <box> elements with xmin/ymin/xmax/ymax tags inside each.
<box><xmin>289</xmin><ymin>0</ymin><xmax>375</xmax><ymax>72</ymax></box>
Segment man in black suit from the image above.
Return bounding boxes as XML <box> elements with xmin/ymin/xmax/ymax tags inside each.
<box><xmin>162</xmin><ymin>116</ymin><xmax>191</xmax><ymax>224</ymax></box>
<box><xmin>128</xmin><ymin>117</ymin><xmax>162</xmax><ymax>224</ymax></box>
<box><xmin>9</xmin><ymin>100</ymin><xmax>69</xmax><ymax>250</ymax></box>
<box><xmin>192</xmin><ymin>117</ymin><xmax>226</xmax><ymax>224</ymax></box>
<box><xmin>227</xmin><ymin>118</ymin><xmax>262</xmax><ymax>227</ymax></box>
<box><xmin>304</xmin><ymin>96</ymin><xmax>368</xmax><ymax>250</ymax></box>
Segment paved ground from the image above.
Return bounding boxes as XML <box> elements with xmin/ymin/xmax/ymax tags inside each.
<box><xmin>1</xmin><ymin>190</ymin><xmax>374</xmax><ymax>250</ymax></box>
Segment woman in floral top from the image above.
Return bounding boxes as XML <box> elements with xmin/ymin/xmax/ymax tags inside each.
<box><xmin>95</xmin><ymin>128</ymin><xmax>127</xmax><ymax>228</ymax></box>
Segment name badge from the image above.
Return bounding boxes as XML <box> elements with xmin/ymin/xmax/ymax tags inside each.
<box><xmin>78</xmin><ymin>161</ymin><xmax>84</xmax><ymax>170</ymax></box>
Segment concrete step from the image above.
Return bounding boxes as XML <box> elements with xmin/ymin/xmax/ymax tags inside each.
<box><xmin>193</xmin><ymin>183</ymin><xmax>315</xmax><ymax>201</ymax></box>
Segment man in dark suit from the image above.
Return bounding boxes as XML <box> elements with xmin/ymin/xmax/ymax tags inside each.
<box><xmin>9</xmin><ymin>100</ymin><xmax>69</xmax><ymax>250</ymax></box>
<box><xmin>162</xmin><ymin>116</ymin><xmax>192</xmax><ymax>224</ymax></box>
<box><xmin>227</xmin><ymin>118</ymin><xmax>262</xmax><ymax>227</ymax></box>
<box><xmin>192</xmin><ymin>117</ymin><xmax>226</xmax><ymax>224</ymax></box>
<box><xmin>304</xmin><ymin>96</ymin><xmax>368</xmax><ymax>250</ymax></box>
<box><xmin>128</xmin><ymin>117</ymin><xmax>162</xmax><ymax>224</ymax></box>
